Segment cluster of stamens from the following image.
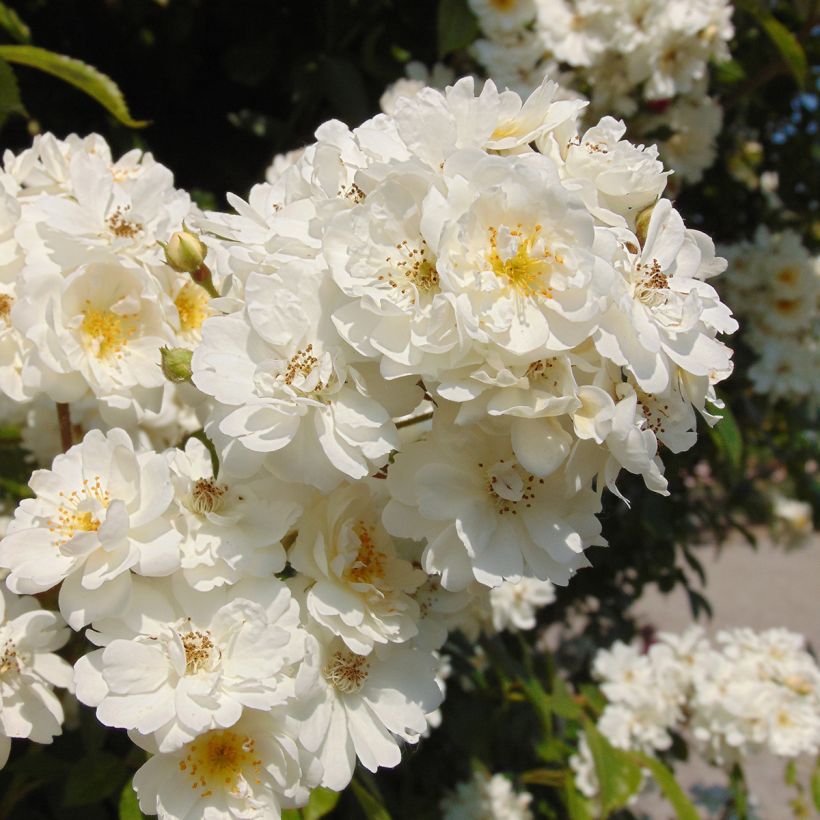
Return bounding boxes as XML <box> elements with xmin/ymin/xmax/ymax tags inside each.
<box><xmin>526</xmin><ymin>358</ymin><xmax>562</xmax><ymax>391</ymax></box>
<box><xmin>191</xmin><ymin>478</ymin><xmax>228</xmax><ymax>515</ymax></box>
<box><xmin>0</xmin><ymin>637</ymin><xmax>20</xmax><ymax>677</ymax></box>
<box><xmin>179</xmin><ymin>730</ymin><xmax>262</xmax><ymax>797</ymax></box>
<box><xmin>322</xmin><ymin>648</ymin><xmax>370</xmax><ymax>694</ymax></box>
<box><xmin>379</xmin><ymin>239</ymin><xmax>440</xmax><ymax>305</ymax></box>
<box><xmin>636</xmin><ymin>391</ymin><xmax>670</xmax><ymax>436</ymax></box>
<box><xmin>106</xmin><ymin>205</ymin><xmax>143</xmax><ymax>239</ymax></box>
<box><xmin>634</xmin><ymin>258</ymin><xmax>670</xmax><ymax>307</ymax></box>
<box><xmin>344</xmin><ymin>522</ymin><xmax>387</xmax><ymax>586</ymax></box>
<box><xmin>488</xmin><ymin>224</ymin><xmax>557</xmax><ymax>299</ymax></box>
<box><xmin>283</xmin><ymin>344</ymin><xmax>323</xmax><ymax>391</ymax></box>
<box><xmin>338</xmin><ymin>183</ymin><xmax>366</xmax><ymax>204</ymax></box>
<box><xmin>175</xmin><ymin>281</ymin><xmax>210</xmax><ymax>334</ymax></box>
<box><xmin>0</xmin><ymin>294</ymin><xmax>12</xmax><ymax>323</ymax></box>
<box><xmin>479</xmin><ymin>459</ymin><xmax>544</xmax><ymax>516</ymax></box>
<box><xmin>179</xmin><ymin>627</ymin><xmax>219</xmax><ymax>675</ymax></box>
<box><xmin>48</xmin><ymin>477</ymin><xmax>110</xmax><ymax>546</ymax></box>
<box><xmin>81</xmin><ymin>301</ymin><xmax>137</xmax><ymax>360</ymax></box>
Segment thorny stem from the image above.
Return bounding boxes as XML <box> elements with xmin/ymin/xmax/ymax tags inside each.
<box><xmin>56</xmin><ymin>402</ymin><xmax>73</xmax><ymax>453</ymax></box>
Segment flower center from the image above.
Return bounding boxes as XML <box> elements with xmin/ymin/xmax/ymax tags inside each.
<box><xmin>175</xmin><ymin>281</ymin><xmax>210</xmax><ymax>334</ymax></box>
<box><xmin>488</xmin><ymin>224</ymin><xmax>556</xmax><ymax>299</ymax></box>
<box><xmin>48</xmin><ymin>477</ymin><xmax>110</xmax><ymax>546</ymax></box>
<box><xmin>180</xmin><ymin>629</ymin><xmax>219</xmax><ymax>675</ymax></box>
<box><xmin>106</xmin><ymin>205</ymin><xmax>143</xmax><ymax>239</ymax></box>
<box><xmin>191</xmin><ymin>478</ymin><xmax>227</xmax><ymax>515</ymax></box>
<box><xmin>782</xmin><ymin>674</ymin><xmax>813</xmax><ymax>696</ymax></box>
<box><xmin>633</xmin><ymin>258</ymin><xmax>670</xmax><ymax>308</ymax></box>
<box><xmin>344</xmin><ymin>522</ymin><xmax>386</xmax><ymax>586</ymax></box>
<box><xmin>774</xmin><ymin>298</ymin><xmax>800</xmax><ymax>315</ymax></box>
<box><xmin>180</xmin><ymin>730</ymin><xmax>262</xmax><ymax>797</ymax></box>
<box><xmin>489</xmin><ymin>0</ymin><xmax>517</xmax><ymax>10</ymax></box>
<box><xmin>322</xmin><ymin>648</ymin><xmax>370</xmax><ymax>694</ymax></box>
<box><xmin>284</xmin><ymin>344</ymin><xmax>324</xmax><ymax>392</ymax></box>
<box><xmin>0</xmin><ymin>294</ymin><xmax>12</xmax><ymax>324</ymax></box>
<box><xmin>81</xmin><ymin>303</ymin><xmax>136</xmax><ymax>359</ymax></box>
<box><xmin>0</xmin><ymin>638</ymin><xmax>20</xmax><ymax>678</ymax></box>
<box><xmin>379</xmin><ymin>239</ymin><xmax>440</xmax><ymax>305</ymax></box>
<box><xmin>776</xmin><ymin>266</ymin><xmax>799</xmax><ymax>286</ymax></box>
<box><xmin>481</xmin><ymin>459</ymin><xmax>539</xmax><ymax>516</ymax></box>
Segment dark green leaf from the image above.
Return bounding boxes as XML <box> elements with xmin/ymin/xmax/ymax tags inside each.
<box><xmin>758</xmin><ymin>15</ymin><xmax>807</xmax><ymax>87</ymax></box>
<box><xmin>63</xmin><ymin>751</ymin><xmax>126</xmax><ymax>807</ymax></box>
<box><xmin>351</xmin><ymin>775</ymin><xmax>392</xmax><ymax>820</ymax></box>
<box><xmin>0</xmin><ymin>56</ymin><xmax>24</xmax><ymax>127</ymax></box>
<box><xmin>706</xmin><ymin>400</ymin><xmax>743</xmax><ymax>474</ymax></box>
<box><xmin>583</xmin><ymin>721</ymin><xmax>642</xmax><ymax>816</ymax></box>
<box><xmin>436</xmin><ymin>0</ymin><xmax>479</xmax><ymax>58</ymax></box>
<box><xmin>0</xmin><ymin>45</ymin><xmax>147</xmax><ymax>127</ymax></box>
<box><xmin>714</xmin><ymin>59</ymin><xmax>746</xmax><ymax>85</ymax></box>
<box><xmin>633</xmin><ymin>753</ymin><xmax>699</xmax><ymax>820</ymax></box>
<box><xmin>302</xmin><ymin>786</ymin><xmax>341</xmax><ymax>820</ymax></box>
<box><xmin>118</xmin><ymin>779</ymin><xmax>146</xmax><ymax>820</ymax></box>
<box><xmin>0</xmin><ymin>3</ymin><xmax>30</xmax><ymax>43</ymax></box>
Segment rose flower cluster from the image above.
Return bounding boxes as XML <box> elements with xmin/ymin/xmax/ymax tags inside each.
<box><xmin>0</xmin><ymin>77</ymin><xmax>735</xmax><ymax>818</ymax></box>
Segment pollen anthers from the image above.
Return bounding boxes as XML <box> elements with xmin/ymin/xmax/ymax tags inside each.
<box><xmin>81</xmin><ymin>300</ymin><xmax>137</xmax><ymax>360</ymax></box>
<box><xmin>479</xmin><ymin>459</ymin><xmax>542</xmax><ymax>516</ymax></box>
<box><xmin>338</xmin><ymin>182</ymin><xmax>366</xmax><ymax>204</ymax></box>
<box><xmin>322</xmin><ymin>648</ymin><xmax>370</xmax><ymax>694</ymax></box>
<box><xmin>636</xmin><ymin>389</ymin><xmax>671</xmax><ymax>436</ymax></box>
<box><xmin>178</xmin><ymin>626</ymin><xmax>220</xmax><ymax>675</ymax></box>
<box><xmin>283</xmin><ymin>344</ymin><xmax>325</xmax><ymax>392</ymax></box>
<box><xmin>488</xmin><ymin>223</ymin><xmax>558</xmax><ymax>299</ymax></box>
<box><xmin>633</xmin><ymin>258</ymin><xmax>670</xmax><ymax>307</ymax></box>
<box><xmin>526</xmin><ymin>358</ymin><xmax>561</xmax><ymax>390</ymax></box>
<box><xmin>0</xmin><ymin>293</ymin><xmax>12</xmax><ymax>323</ymax></box>
<box><xmin>175</xmin><ymin>281</ymin><xmax>210</xmax><ymax>334</ymax></box>
<box><xmin>106</xmin><ymin>205</ymin><xmax>143</xmax><ymax>239</ymax></box>
<box><xmin>179</xmin><ymin>730</ymin><xmax>262</xmax><ymax>797</ymax></box>
<box><xmin>48</xmin><ymin>477</ymin><xmax>110</xmax><ymax>547</ymax></box>
<box><xmin>191</xmin><ymin>477</ymin><xmax>228</xmax><ymax>515</ymax></box>
<box><xmin>379</xmin><ymin>238</ymin><xmax>440</xmax><ymax>305</ymax></box>
<box><xmin>0</xmin><ymin>637</ymin><xmax>20</xmax><ymax>678</ymax></box>
<box><xmin>344</xmin><ymin>522</ymin><xmax>387</xmax><ymax>586</ymax></box>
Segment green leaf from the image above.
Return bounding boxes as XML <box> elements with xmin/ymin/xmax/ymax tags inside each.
<box><xmin>758</xmin><ymin>15</ymin><xmax>807</xmax><ymax>87</ymax></box>
<box><xmin>350</xmin><ymin>776</ymin><xmax>392</xmax><ymax>820</ymax></box>
<box><xmin>551</xmin><ymin>675</ymin><xmax>582</xmax><ymax>720</ymax></box>
<box><xmin>0</xmin><ymin>56</ymin><xmax>23</xmax><ymax>128</ymax></box>
<box><xmin>280</xmin><ymin>812</ymin><xmax>301</xmax><ymax>820</ymax></box>
<box><xmin>706</xmin><ymin>400</ymin><xmax>743</xmax><ymax>474</ymax></box>
<box><xmin>437</xmin><ymin>0</ymin><xmax>479</xmax><ymax>58</ymax></box>
<box><xmin>564</xmin><ymin>779</ymin><xmax>595</xmax><ymax>820</ymax></box>
<box><xmin>62</xmin><ymin>751</ymin><xmax>126</xmax><ymax>807</ymax></box>
<box><xmin>714</xmin><ymin>59</ymin><xmax>746</xmax><ymax>85</ymax></box>
<box><xmin>633</xmin><ymin>753</ymin><xmax>699</xmax><ymax>820</ymax></box>
<box><xmin>583</xmin><ymin>721</ymin><xmax>642</xmax><ymax>817</ymax></box>
<box><xmin>302</xmin><ymin>786</ymin><xmax>341</xmax><ymax>820</ymax></box>
<box><xmin>118</xmin><ymin>779</ymin><xmax>146</xmax><ymax>820</ymax></box>
<box><xmin>0</xmin><ymin>45</ymin><xmax>147</xmax><ymax>127</ymax></box>
<box><xmin>811</xmin><ymin>756</ymin><xmax>820</xmax><ymax>812</ymax></box>
<box><xmin>0</xmin><ymin>3</ymin><xmax>30</xmax><ymax>43</ymax></box>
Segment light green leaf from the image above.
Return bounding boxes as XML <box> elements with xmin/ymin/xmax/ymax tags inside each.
<box><xmin>118</xmin><ymin>779</ymin><xmax>147</xmax><ymax>820</ymax></box>
<box><xmin>759</xmin><ymin>15</ymin><xmax>807</xmax><ymax>87</ymax></box>
<box><xmin>811</xmin><ymin>756</ymin><xmax>820</xmax><ymax>812</ymax></box>
<box><xmin>564</xmin><ymin>779</ymin><xmax>595</xmax><ymax>820</ymax></box>
<box><xmin>302</xmin><ymin>786</ymin><xmax>341</xmax><ymax>820</ymax></box>
<box><xmin>437</xmin><ymin>0</ymin><xmax>479</xmax><ymax>58</ymax></box>
<box><xmin>706</xmin><ymin>400</ymin><xmax>743</xmax><ymax>474</ymax></box>
<box><xmin>351</xmin><ymin>776</ymin><xmax>392</xmax><ymax>820</ymax></box>
<box><xmin>0</xmin><ymin>3</ymin><xmax>30</xmax><ymax>43</ymax></box>
<box><xmin>633</xmin><ymin>753</ymin><xmax>699</xmax><ymax>820</ymax></box>
<box><xmin>583</xmin><ymin>721</ymin><xmax>642</xmax><ymax>817</ymax></box>
<box><xmin>0</xmin><ymin>45</ymin><xmax>147</xmax><ymax>127</ymax></box>
<box><xmin>551</xmin><ymin>675</ymin><xmax>582</xmax><ymax>720</ymax></box>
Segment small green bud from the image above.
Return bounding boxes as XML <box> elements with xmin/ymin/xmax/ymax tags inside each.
<box><xmin>160</xmin><ymin>346</ymin><xmax>193</xmax><ymax>384</ymax></box>
<box><xmin>163</xmin><ymin>228</ymin><xmax>208</xmax><ymax>274</ymax></box>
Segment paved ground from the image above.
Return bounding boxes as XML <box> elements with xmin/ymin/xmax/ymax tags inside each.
<box><xmin>630</xmin><ymin>531</ymin><xmax>819</xmax><ymax>819</ymax></box>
